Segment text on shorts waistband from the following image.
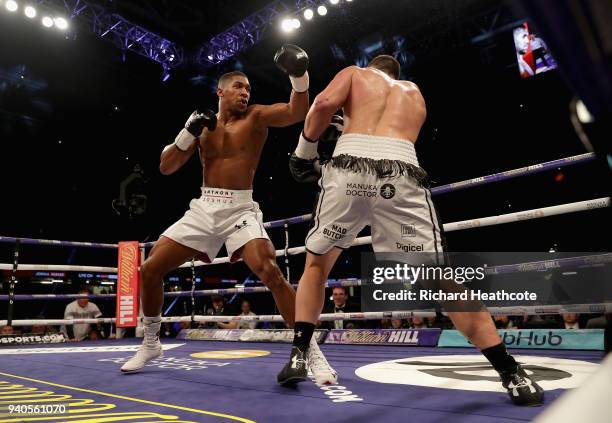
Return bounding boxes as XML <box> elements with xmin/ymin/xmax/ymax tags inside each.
<box><xmin>200</xmin><ymin>187</ymin><xmax>254</xmax><ymax>202</ymax></box>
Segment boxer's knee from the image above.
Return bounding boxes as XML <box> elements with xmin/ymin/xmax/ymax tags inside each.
<box><xmin>302</xmin><ymin>261</ymin><xmax>328</xmax><ymax>285</ymax></box>
<box><xmin>140</xmin><ymin>260</ymin><xmax>164</xmax><ymax>287</ymax></box>
<box><xmin>253</xmin><ymin>259</ymin><xmax>285</xmax><ymax>290</ymax></box>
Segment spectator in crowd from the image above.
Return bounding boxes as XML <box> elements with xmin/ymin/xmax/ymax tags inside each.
<box><xmin>30</xmin><ymin>324</ymin><xmax>47</xmax><ymax>335</ymax></box>
<box><xmin>494</xmin><ymin>315</ymin><xmax>520</xmax><ymax>330</ymax></box>
<box><xmin>560</xmin><ymin>313</ymin><xmax>580</xmax><ymax>329</ymax></box>
<box><xmin>391</xmin><ymin>319</ymin><xmax>405</xmax><ymax>329</ymax></box>
<box><xmin>425</xmin><ymin>315</ymin><xmax>453</xmax><ymax>329</ymax></box>
<box><xmin>323</xmin><ymin>287</ymin><xmax>360</xmax><ymax>329</ymax></box>
<box><xmin>237</xmin><ymin>299</ymin><xmax>257</xmax><ymax>329</ymax></box>
<box><xmin>380</xmin><ymin>319</ymin><xmax>392</xmax><ymax>329</ymax></box>
<box><xmin>410</xmin><ymin>316</ymin><xmax>428</xmax><ymax>329</ymax></box>
<box><xmin>586</xmin><ymin>313</ymin><xmax>611</xmax><ymax>329</ymax></box>
<box><xmin>33</xmin><ymin>314</ymin><xmax>59</xmax><ymax>334</ymax></box>
<box><xmin>520</xmin><ymin>315</ymin><xmax>558</xmax><ymax>329</ymax></box>
<box><xmin>203</xmin><ymin>295</ymin><xmax>235</xmax><ymax>329</ymax></box>
<box><xmin>62</xmin><ymin>287</ymin><xmax>103</xmax><ymax>341</ymax></box>
<box><xmin>1</xmin><ymin>325</ymin><xmax>14</xmax><ymax>335</ymax></box>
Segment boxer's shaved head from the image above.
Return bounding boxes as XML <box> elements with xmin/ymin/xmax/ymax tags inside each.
<box><xmin>367</xmin><ymin>55</ymin><xmax>400</xmax><ymax>79</ymax></box>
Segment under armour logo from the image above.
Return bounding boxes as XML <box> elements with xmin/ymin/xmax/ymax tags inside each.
<box><xmin>234</xmin><ymin>220</ymin><xmax>248</xmax><ymax>230</ymax></box>
<box><xmin>509</xmin><ymin>378</ymin><xmax>536</xmax><ymax>396</ymax></box>
<box><xmin>291</xmin><ymin>353</ymin><xmax>306</xmax><ymax>370</ymax></box>
<box><xmin>296</xmin><ymin>331</ymin><xmax>302</xmax><ymax>337</ymax></box>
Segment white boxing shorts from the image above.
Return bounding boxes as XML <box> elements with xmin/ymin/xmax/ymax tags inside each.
<box><xmin>161</xmin><ymin>187</ymin><xmax>270</xmax><ymax>263</ymax></box>
<box><xmin>306</xmin><ymin>134</ymin><xmax>444</xmax><ymax>256</ymax></box>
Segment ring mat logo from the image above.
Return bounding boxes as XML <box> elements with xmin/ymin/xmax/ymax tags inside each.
<box><xmin>399</xmin><ymin>360</ymin><xmax>571</xmax><ymax>382</ymax></box>
<box><xmin>355</xmin><ymin>355</ymin><xmax>599</xmax><ymax>391</ymax></box>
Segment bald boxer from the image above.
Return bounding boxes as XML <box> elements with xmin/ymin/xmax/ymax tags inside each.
<box><xmin>121</xmin><ymin>44</ymin><xmax>336</xmax><ymax>385</ymax></box>
<box><xmin>278</xmin><ymin>55</ymin><xmax>543</xmax><ymax>406</ymax></box>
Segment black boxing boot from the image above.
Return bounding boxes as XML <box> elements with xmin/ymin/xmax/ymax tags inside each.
<box><xmin>277</xmin><ymin>346</ymin><xmax>308</xmax><ymax>386</ymax></box>
<box><xmin>482</xmin><ymin>343</ymin><xmax>544</xmax><ymax>406</ymax></box>
<box><xmin>500</xmin><ymin>364</ymin><xmax>544</xmax><ymax>406</ymax></box>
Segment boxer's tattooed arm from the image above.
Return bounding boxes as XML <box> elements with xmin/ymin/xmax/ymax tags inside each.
<box><xmin>304</xmin><ymin>66</ymin><xmax>355</xmax><ymax>139</ymax></box>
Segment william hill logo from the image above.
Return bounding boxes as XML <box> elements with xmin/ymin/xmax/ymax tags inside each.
<box><xmin>334</xmin><ymin>330</ymin><xmax>419</xmax><ymax>344</ymax></box>
<box><xmin>388</xmin><ymin>330</ymin><xmax>419</xmax><ymax>344</ymax></box>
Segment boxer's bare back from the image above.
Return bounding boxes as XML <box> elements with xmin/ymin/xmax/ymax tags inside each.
<box><xmin>313</xmin><ymin>66</ymin><xmax>427</xmax><ymax>143</ymax></box>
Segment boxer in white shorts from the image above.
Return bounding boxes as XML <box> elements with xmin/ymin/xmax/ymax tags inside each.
<box><xmin>305</xmin><ymin>133</ymin><xmax>443</xmax><ymax>257</ymax></box>
<box><xmin>279</xmin><ymin>55</ymin><xmax>543</xmax><ymax>407</ymax></box>
<box><xmin>122</xmin><ymin>45</ymin><xmax>338</xmax><ymax>386</ymax></box>
<box><xmin>162</xmin><ymin>187</ymin><xmax>269</xmax><ymax>264</ymax></box>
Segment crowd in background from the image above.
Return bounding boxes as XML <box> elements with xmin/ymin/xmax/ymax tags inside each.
<box><xmin>2</xmin><ymin>285</ymin><xmax>610</xmax><ymax>341</ymax></box>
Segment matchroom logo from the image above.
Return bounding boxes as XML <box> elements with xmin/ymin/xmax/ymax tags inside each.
<box><xmin>355</xmin><ymin>355</ymin><xmax>599</xmax><ymax>392</ymax></box>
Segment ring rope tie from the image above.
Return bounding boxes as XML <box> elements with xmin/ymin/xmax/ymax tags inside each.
<box><xmin>7</xmin><ymin>239</ymin><xmax>20</xmax><ymax>326</ymax></box>
<box><xmin>190</xmin><ymin>258</ymin><xmax>196</xmax><ymax>323</ymax></box>
<box><xmin>283</xmin><ymin>223</ymin><xmax>290</xmax><ymax>283</ymax></box>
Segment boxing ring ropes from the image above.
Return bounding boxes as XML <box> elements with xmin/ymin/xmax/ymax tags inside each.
<box><xmin>1</xmin><ymin>151</ymin><xmax>611</xmax><ymax>329</ymax></box>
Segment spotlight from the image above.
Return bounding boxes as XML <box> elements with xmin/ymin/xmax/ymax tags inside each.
<box><xmin>576</xmin><ymin>99</ymin><xmax>594</xmax><ymax>123</ymax></box>
<box><xmin>54</xmin><ymin>17</ymin><xmax>68</xmax><ymax>30</ymax></box>
<box><xmin>292</xmin><ymin>18</ymin><xmax>301</xmax><ymax>29</ymax></box>
<box><xmin>5</xmin><ymin>0</ymin><xmax>18</xmax><ymax>12</ymax></box>
<box><xmin>41</xmin><ymin>16</ymin><xmax>53</xmax><ymax>27</ymax></box>
<box><xmin>24</xmin><ymin>5</ymin><xmax>37</xmax><ymax>18</ymax></box>
<box><xmin>317</xmin><ymin>5</ymin><xmax>328</xmax><ymax>16</ymax></box>
<box><xmin>330</xmin><ymin>0</ymin><xmax>339</xmax><ymax>4</ymax></box>
<box><xmin>281</xmin><ymin>18</ymin><xmax>294</xmax><ymax>32</ymax></box>
<box><xmin>304</xmin><ymin>8</ymin><xmax>313</xmax><ymax>20</ymax></box>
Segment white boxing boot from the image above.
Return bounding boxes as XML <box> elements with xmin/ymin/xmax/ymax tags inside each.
<box><xmin>307</xmin><ymin>337</ymin><xmax>338</xmax><ymax>385</ymax></box>
<box><xmin>121</xmin><ymin>316</ymin><xmax>163</xmax><ymax>373</ymax></box>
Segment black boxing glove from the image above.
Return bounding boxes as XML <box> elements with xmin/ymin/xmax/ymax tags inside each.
<box><xmin>274</xmin><ymin>44</ymin><xmax>309</xmax><ymax>92</ymax></box>
<box><xmin>320</xmin><ymin>114</ymin><xmax>344</xmax><ymax>144</ymax></box>
<box><xmin>174</xmin><ymin>109</ymin><xmax>217</xmax><ymax>151</ymax></box>
<box><xmin>289</xmin><ymin>153</ymin><xmax>320</xmax><ymax>183</ymax></box>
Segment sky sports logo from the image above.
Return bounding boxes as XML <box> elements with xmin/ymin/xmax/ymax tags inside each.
<box><xmin>0</xmin><ymin>334</ymin><xmax>66</xmax><ymax>344</ymax></box>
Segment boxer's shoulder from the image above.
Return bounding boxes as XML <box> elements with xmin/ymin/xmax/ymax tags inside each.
<box><xmin>246</xmin><ymin>104</ymin><xmax>265</xmax><ymax>115</ymax></box>
<box><xmin>402</xmin><ymin>80</ymin><xmax>421</xmax><ymax>91</ymax></box>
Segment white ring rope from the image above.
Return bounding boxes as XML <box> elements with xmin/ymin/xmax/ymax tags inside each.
<box><xmin>2</xmin><ymin>197</ymin><xmax>607</xmax><ymax>273</ymax></box>
<box><xmin>1</xmin><ymin>153</ymin><xmax>597</xmax><ymax>250</ymax></box>
<box><xmin>0</xmin><ymin>264</ymin><xmax>117</xmax><ymax>272</ymax></box>
<box><xmin>3</xmin><ymin>302</ymin><xmax>612</xmax><ymax>327</ymax></box>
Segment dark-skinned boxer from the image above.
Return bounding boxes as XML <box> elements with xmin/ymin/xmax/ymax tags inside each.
<box><xmin>121</xmin><ymin>44</ymin><xmax>337</xmax><ymax>385</ymax></box>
